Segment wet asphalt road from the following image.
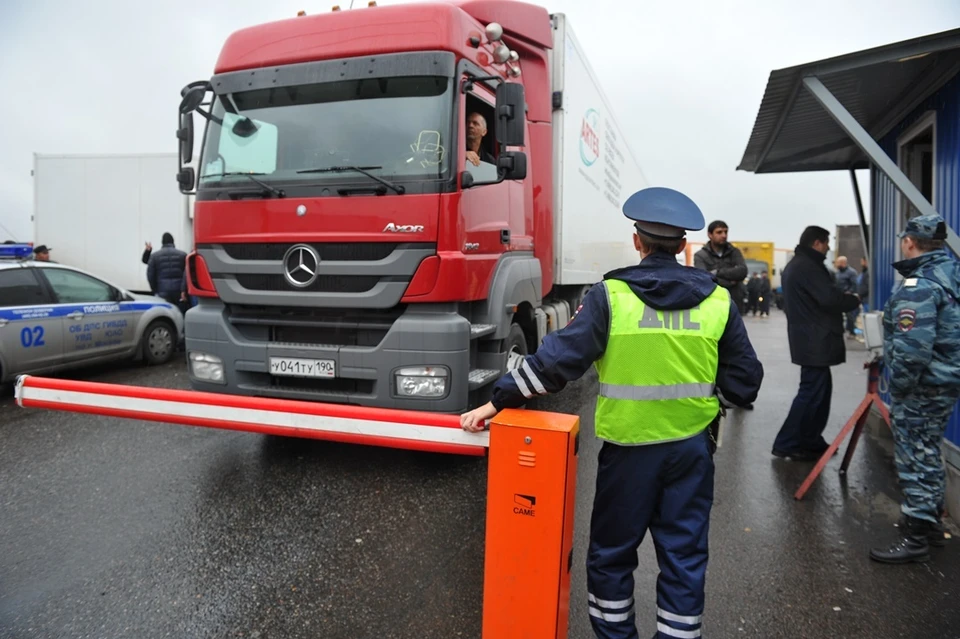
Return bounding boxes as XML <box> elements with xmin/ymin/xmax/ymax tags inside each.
<box><xmin>2</xmin><ymin>312</ymin><xmax>960</xmax><ymax>638</ymax></box>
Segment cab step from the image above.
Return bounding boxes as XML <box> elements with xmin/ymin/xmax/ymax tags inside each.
<box><xmin>470</xmin><ymin>323</ymin><xmax>497</xmax><ymax>340</ymax></box>
<box><xmin>468</xmin><ymin>368</ymin><xmax>501</xmax><ymax>391</ymax></box>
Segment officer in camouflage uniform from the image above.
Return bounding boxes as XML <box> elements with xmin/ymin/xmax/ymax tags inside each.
<box><xmin>870</xmin><ymin>214</ymin><xmax>960</xmax><ymax>564</ymax></box>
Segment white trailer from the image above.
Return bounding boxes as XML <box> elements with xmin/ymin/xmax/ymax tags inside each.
<box><xmin>550</xmin><ymin>14</ymin><xmax>650</xmax><ymax>284</ymax></box>
<box><xmin>33</xmin><ymin>153</ymin><xmax>193</xmax><ymax>294</ymax></box>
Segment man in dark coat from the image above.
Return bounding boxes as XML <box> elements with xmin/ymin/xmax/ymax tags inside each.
<box><xmin>147</xmin><ymin>232</ymin><xmax>187</xmax><ymax>310</ymax></box>
<box><xmin>758</xmin><ymin>271</ymin><xmax>772</xmax><ymax>316</ymax></box>
<box><xmin>746</xmin><ymin>273</ymin><xmax>761</xmax><ymax>316</ymax></box>
<box><xmin>772</xmin><ymin>226</ymin><xmax>861</xmax><ymax>460</ymax></box>
<box><xmin>693</xmin><ymin>220</ymin><xmax>748</xmax><ymax>315</ymax></box>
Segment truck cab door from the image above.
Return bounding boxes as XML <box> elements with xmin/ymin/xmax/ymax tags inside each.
<box><xmin>460</xmin><ymin>84</ymin><xmax>514</xmax><ymax>264</ymax></box>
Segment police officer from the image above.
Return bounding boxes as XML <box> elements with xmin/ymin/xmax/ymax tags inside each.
<box><xmin>461</xmin><ymin>187</ymin><xmax>764</xmax><ymax>638</ymax></box>
<box><xmin>870</xmin><ymin>214</ymin><xmax>960</xmax><ymax>564</ymax></box>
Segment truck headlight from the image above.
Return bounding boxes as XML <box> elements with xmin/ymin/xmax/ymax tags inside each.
<box><xmin>395</xmin><ymin>366</ymin><xmax>448</xmax><ymax>398</ymax></box>
<box><xmin>189</xmin><ymin>351</ymin><xmax>225</xmax><ymax>383</ymax></box>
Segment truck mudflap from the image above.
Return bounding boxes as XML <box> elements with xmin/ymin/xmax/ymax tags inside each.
<box><xmin>14</xmin><ymin>375</ymin><xmax>488</xmax><ymax>456</ymax></box>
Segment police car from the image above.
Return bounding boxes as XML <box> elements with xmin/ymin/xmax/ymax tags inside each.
<box><xmin>0</xmin><ymin>244</ymin><xmax>184</xmax><ymax>384</ymax></box>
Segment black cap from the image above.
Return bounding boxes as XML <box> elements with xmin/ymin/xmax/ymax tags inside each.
<box><xmin>33</xmin><ymin>245</ymin><xmax>51</xmax><ymax>253</ymax></box>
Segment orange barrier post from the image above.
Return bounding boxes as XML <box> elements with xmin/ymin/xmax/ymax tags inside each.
<box><xmin>482</xmin><ymin>408</ymin><xmax>580</xmax><ymax>639</ymax></box>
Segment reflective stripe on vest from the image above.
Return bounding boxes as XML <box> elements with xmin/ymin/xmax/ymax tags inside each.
<box><xmin>594</xmin><ymin>278</ymin><xmax>730</xmax><ymax>445</ymax></box>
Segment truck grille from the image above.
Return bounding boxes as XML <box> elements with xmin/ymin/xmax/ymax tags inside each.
<box><xmin>199</xmin><ymin>243</ymin><xmax>436</xmax><ymax>309</ymax></box>
<box><xmin>229</xmin><ymin>305</ymin><xmax>404</xmax><ymax>348</ymax></box>
<box><xmin>235</xmin><ymin>274</ymin><xmax>382</xmax><ymax>293</ymax></box>
<box><xmin>222</xmin><ymin>243</ymin><xmax>400</xmax><ymax>261</ymax></box>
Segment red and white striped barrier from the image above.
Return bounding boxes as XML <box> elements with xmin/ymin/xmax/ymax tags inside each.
<box><xmin>14</xmin><ymin>375</ymin><xmax>488</xmax><ymax>456</ymax></box>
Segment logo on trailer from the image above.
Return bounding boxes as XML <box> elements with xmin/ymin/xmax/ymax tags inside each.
<box><xmin>283</xmin><ymin>244</ymin><xmax>320</xmax><ymax>288</ymax></box>
<box><xmin>580</xmin><ymin>108</ymin><xmax>600</xmax><ymax>167</ymax></box>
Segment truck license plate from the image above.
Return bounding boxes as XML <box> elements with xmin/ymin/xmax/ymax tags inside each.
<box><xmin>269</xmin><ymin>357</ymin><xmax>336</xmax><ymax>378</ymax></box>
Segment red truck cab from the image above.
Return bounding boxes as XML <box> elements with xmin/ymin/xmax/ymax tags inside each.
<box><xmin>175</xmin><ymin>1</ymin><xmax>581</xmax><ymax>413</ymax></box>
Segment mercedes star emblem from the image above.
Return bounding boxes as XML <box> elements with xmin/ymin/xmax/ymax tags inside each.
<box><xmin>296</xmin><ymin>205</ymin><xmax>307</xmax><ymax>217</ymax></box>
<box><xmin>282</xmin><ymin>244</ymin><xmax>320</xmax><ymax>288</ymax></box>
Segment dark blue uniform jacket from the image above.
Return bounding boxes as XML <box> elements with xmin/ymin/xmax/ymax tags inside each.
<box><xmin>491</xmin><ymin>252</ymin><xmax>764</xmax><ymax>412</ymax></box>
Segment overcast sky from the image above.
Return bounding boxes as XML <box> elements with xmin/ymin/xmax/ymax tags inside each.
<box><xmin>1</xmin><ymin>0</ymin><xmax>957</xmax><ymax>249</ymax></box>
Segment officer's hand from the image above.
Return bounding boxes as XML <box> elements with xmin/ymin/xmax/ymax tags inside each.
<box><xmin>461</xmin><ymin>401</ymin><xmax>497</xmax><ymax>432</ymax></box>
<box><xmin>145</xmin><ymin>242</ymin><xmax>152</xmax><ymax>250</ymax></box>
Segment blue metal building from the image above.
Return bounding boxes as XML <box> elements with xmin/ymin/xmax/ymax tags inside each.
<box><xmin>737</xmin><ymin>28</ymin><xmax>960</xmax><ymax>514</ymax></box>
<box><xmin>873</xmin><ymin>70</ymin><xmax>960</xmax><ymax>444</ymax></box>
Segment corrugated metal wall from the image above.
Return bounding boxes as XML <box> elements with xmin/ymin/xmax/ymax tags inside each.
<box><xmin>871</xmin><ymin>71</ymin><xmax>960</xmax><ymax>444</ymax></box>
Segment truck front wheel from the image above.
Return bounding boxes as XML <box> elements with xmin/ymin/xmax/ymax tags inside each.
<box><xmin>505</xmin><ymin>323</ymin><xmax>528</xmax><ymax>372</ymax></box>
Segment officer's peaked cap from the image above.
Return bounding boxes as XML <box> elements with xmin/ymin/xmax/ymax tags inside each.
<box><xmin>622</xmin><ymin>187</ymin><xmax>705</xmax><ymax>239</ymax></box>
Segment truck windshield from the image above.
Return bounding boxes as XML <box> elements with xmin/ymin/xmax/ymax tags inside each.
<box><xmin>198</xmin><ymin>75</ymin><xmax>452</xmax><ymax>189</ymax></box>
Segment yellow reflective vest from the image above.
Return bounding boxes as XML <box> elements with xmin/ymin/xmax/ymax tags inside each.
<box><xmin>594</xmin><ymin>278</ymin><xmax>731</xmax><ymax>445</ymax></box>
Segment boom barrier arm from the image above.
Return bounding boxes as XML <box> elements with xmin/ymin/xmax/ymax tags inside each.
<box><xmin>14</xmin><ymin>375</ymin><xmax>488</xmax><ymax>456</ymax></box>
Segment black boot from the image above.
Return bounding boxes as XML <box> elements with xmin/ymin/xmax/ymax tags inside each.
<box><xmin>870</xmin><ymin>517</ymin><xmax>931</xmax><ymax>564</ymax></box>
<box><xmin>896</xmin><ymin>514</ymin><xmax>947</xmax><ymax>547</ymax></box>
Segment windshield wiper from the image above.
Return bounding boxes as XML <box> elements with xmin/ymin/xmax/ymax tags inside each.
<box><xmin>203</xmin><ymin>172</ymin><xmax>285</xmax><ymax>198</ymax></box>
<box><xmin>296</xmin><ymin>165</ymin><xmax>405</xmax><ymax>195</ymax></box>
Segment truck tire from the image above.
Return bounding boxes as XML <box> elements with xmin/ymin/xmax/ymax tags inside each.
<box><xmin>565</xmin><ymin>284</ymin><xmax>592</xmax><ymax>316</ymax></box>
<box><xmin>140</xmin><ymin>320</ymin><xmax>176</xmax><ymax>366</ymax></box>
<box><xmin>504</xmin><ymin>323</ymin><xmax>528</xmax><ymax>372</ymax></box>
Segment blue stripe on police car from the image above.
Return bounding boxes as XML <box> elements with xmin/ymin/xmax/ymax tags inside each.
<box><xmin>0</xmin><ymin>301</ymin><xmax>172</xmax><ymax>320</ymax></box>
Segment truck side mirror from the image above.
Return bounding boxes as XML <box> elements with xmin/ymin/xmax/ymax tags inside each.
<box><xmin>498</xmin><ymin>151</ymin><xmax>527</xmax><ymax>181</ymax></box>
<box><xmin>179</xmin><ymin>84</ymin><xmax>208</xmax><ymax>114</ymax></box>
<box><xmin>177</xmin><ymin>113</ymin><xmax>194</xmax><ymax>165</ymax></box>
<box><xmin>177</xmin><ymin>167</ymin><xmax>195</xmax><ymax>193</ymax></box>
<box><xmin>495</xmin><ymin>82</ymin><xmax>525</xmax><ymax>147</ymax></box>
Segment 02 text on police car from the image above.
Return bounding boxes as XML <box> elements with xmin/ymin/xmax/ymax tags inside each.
<box><xmin>269</xmin><ymin>357</ymin><xmax>336</xmax><ymax>378</ymax></box>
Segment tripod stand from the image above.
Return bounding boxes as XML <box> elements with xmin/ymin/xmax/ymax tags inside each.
<box><xmin>794</xmin><ymin>355</ymin><xmax>891</xmax><ymax>500</ymax></box>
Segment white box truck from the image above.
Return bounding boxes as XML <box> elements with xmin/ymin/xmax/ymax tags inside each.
<box><xmin>551</xmin><ymin>14</ymin><xmax>650</xmax><ymax>282</ymax></box>
<box><xmin>33</xmin><ymin>153</ymin><xmax>193</xmax><ymax>294</ymax></box>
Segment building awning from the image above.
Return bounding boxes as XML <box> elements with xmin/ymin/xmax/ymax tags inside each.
<box><xmin>738</xmin><ymin>28</ymin><xmax>960</xmax><ymax>174</ymax></box>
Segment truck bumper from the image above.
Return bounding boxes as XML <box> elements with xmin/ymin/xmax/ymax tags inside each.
<box><xmin>184</xmin><ymin>300</ymin><xmax>472</xmax><ymax>412</ymax></box>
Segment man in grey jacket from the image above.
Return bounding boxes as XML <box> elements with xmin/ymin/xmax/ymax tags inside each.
<box><xmin>834</xmin><ymin>255</ymin><xmax>859</xmax><ymax>337</ymax></box>
<box><xmin>694</xmin><ymin>220</ymin><xmax>748</xmax><ymax>315</ymax></box>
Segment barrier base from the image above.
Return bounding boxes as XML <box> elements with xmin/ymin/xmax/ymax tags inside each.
<box><xmin>795</xmin><ymin>358</ymin><xmax>891</xmax><ymax>500</ymax></box>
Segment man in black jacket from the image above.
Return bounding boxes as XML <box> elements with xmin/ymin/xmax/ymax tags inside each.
<box><xmin>746</xmin><ymin>273</ymin><xmax>761</xmax><ymax>316</ymax></box>
<box><xmin>758</xmin><ymin>271</ymin><xmax>772</xmax><ymax>316</ymax></box>
<box><xmin>773</xmin><ymin>226</ymin><xmax>861</xmax><ymax>460</ymax></box>
<box><xmin>147</xmin><ymin>232</ymin><xmax>187</xmax><ymax>310</ymax></box>
<box><xmin>694</xmin><ymin>220</ymin><xmax>748</xmax><ymax>315</ymax></box>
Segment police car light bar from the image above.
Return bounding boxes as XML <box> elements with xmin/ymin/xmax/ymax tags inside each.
<box><xmin>14</xmin><ymin>375</ymin><xmax>488</xmax><ymax>456</ymax></box>
<box><xmin>0</xmin><ymin>244</ymin><xmax>34</xmax><ymax>259</ymax></box>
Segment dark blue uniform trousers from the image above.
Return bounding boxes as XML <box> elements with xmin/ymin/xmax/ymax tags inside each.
<box><xmin>587</xmin><ymin>429</ymin><xmax>714</xmax><ymax>639</ymax></box>
<box><xmin>773</xmin><ymin>366</ymin><xmax>832</xmax><ymax>454</ymax></box>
